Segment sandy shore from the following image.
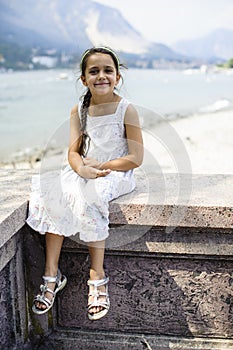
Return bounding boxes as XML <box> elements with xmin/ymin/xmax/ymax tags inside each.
<box><xmin>140</xmin><ymin>107</ymin><xmax>233</xmax><ymax>175</ymax></box>
<box><xmin>169</xmin><ymin>108</ymin><xmax>233</xmax><ymax>174</ymax></box>
<box><xmin>1</xmin><ymin>108</ymin><xmax>233</xmax><ymax>175</ymax></box>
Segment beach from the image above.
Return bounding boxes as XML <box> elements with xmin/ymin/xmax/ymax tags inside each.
<box><xmin>169</xmin><ymin>108</ymin><xmax>233</xmax><ymax>175</ymax></box>
<box><xmin>147</xmin><ymin>107</ymin><xmax>233</xmax><ymax>175</ymax></box>
<box><xmin>1</xmin><ymin>108</ymin><xmax>233</xmax><ymax>175</ymax></box>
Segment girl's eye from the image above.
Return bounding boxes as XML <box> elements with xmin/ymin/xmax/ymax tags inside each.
<box><xmin>105</xmin><ymin>68</ymin><xmax>113</xmax><ymax>73</ymax></box>
<box><xmin>88</xmin><ymin>68</ymin><xmax>114</xmax><ymax>75</ymax></box>
<box><xmin>89</xmin><ymin>69</ymin><xmax>98</xmax><ymax>74</ymax></box>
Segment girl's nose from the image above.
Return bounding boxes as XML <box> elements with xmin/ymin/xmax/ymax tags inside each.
<box><xmin>98</xmin><ymin>70</ymin><xmax>105</xmax><ymax>79</ymax></box>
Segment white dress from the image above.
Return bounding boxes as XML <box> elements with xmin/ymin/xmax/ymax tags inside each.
<box><xmin>26</xmin><ymin>97</ymin><xmax>135</xmax><ymax>242</ymax></box>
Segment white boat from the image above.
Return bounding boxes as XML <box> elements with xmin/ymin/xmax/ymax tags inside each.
<box><xmin>58</xmin><ymin>72</ymin><xmax>68</xmax><ymax>80</ymax></box>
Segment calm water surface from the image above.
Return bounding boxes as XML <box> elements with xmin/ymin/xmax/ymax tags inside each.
<box><xmin>0</xmin><ymin>68</ymin><xmax>232</xmax><ymax>160</ymax></box>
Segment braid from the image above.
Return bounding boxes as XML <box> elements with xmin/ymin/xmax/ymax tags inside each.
<box><xmin>78</xmin><ymin>89</ymin><xmax>92</xmax><ymax>156</ymax></box>
<box><xmin>81</xmin><ymin>89</ymin><xmax>91</xmax><ymax>132</ymax></box>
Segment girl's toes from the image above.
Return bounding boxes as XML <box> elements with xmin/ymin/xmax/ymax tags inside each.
<box><xmin>91</xmin><ymin>307</ymin><xmax>97</xmax><ymax>314</ymax></box>
<box><xmin>36</xmin><ymin>300</ymin><xmax>48</xmax><ymax>310</ymax></box>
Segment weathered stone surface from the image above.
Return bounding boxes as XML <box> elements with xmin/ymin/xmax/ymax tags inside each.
<box><xmin>0</xmin><ymin>169</ymin><xmax>32</xmax><ymax>224</ymax></box>
<box><xmin>0</xmin><ymin>169</ymin><xmax>31</xmax><ymax>249</ymax></box>
<box><xmin>0</xmin><ymin>263</ymin><xmax>15</xmax><ymax>350</ymax></box>
<box><xmin>23</xmin><ymin>223</ymin><xmax>233</xmax><ymax>346</ymax></box>
<box><xmin>0</xmin><ymin>231</ymin><xmax>27</xmax><ymax>350</ymax></box>
<box><xmin>56</xmin><ymin>245</ymin><xmax>233</xmax><ymax>338</ymax></box>
<box><xmin>108</xmin><ymin>225</ymin><xmax>233</xmax><ymax>255</ymax></box>
<box><xmin>0</xmin><ymin>232</ymin><xmax>17</xmax><ymax>271</ymax></box>
<box><xmin>23</xmin><ymin>226</ymin><xmax>52</xmax><ymax>338</ymax></box>
<box><xmin>109</xmin><ymin>172</ymin><xmax>233</xmax><ymax>229</ymax></box>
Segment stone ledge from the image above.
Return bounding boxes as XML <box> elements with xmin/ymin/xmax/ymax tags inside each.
<box><xmin>1</xmin><ymin>170</ymin><xmax>233</xmax><ymax>247</ymax></box>
<box><xmin>63</xmin><ymin>226</ymin><xmax>233</xmax><ymax>257</ymax></box>
<box><xmin>0</xmin><ymin>169</ymin><xmax>32</xmax><ymax>248</ymax></box>
<box><xmin>110</xmin><ymin>171</ymin><xmax>233</xmax><ymax>229</ymax></box>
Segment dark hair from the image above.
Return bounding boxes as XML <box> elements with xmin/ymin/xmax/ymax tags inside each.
<box><xmin>78</xmin><ymin>47</ymin><xmax>125</xmax><ymax>156</ymax></box>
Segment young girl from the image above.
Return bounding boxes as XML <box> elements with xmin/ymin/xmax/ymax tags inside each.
<box><xmin>26</xmin><ymin>46</ymin><xmax>143</xmax><ymax>321</ymax></box>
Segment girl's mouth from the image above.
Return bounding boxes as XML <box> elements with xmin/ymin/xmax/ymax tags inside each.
<box><xmin>94</xmin><ymin>82</ymin><xmax>110</xmax><ymax>86</ymax></box>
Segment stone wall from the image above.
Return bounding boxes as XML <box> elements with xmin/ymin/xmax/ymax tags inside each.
<box><xmin>24</xmin><ymin>225</ymin><xmax>233</xmax><ymax>350</ymax></box>
<box><xmin>0</xmin><ymin>230</ymin><xmax>28</xmax><ymax>350</ymax></box>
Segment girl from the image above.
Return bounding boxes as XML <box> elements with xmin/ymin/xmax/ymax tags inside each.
<box><xmin>26</xmin><ymin>46</ymin><xmax>143</xmax><ymax>321</ymax></box>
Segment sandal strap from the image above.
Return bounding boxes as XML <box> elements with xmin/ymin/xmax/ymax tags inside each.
<box><xmin>40</xmin><ymin>284</ymin><xmax>55</xmax><ymax>295</ymax></box>
<box><xmin>42</xmin><ymin>275</ymin><xmax>57</xmax><ymax>283</ymax></box>
<box><xmin>34</xmin><ymin>294</ymin><xmax>52</xmax><ymax>308</ymax></box>
<box><xmin>88</xmin><ymin>301</ymin><xmax>109</xmax><ymax>310</ymax></box>
<box><xmin>42</xmin><ymin>268</ymin><xmax>61</xmax><ymax>284</ymax></box>
<box><xmin>87</xmin><ymin>277</ymin><xmax>110</xmax><ymax>311</ymax></box>
<box><xmin>88</xmin><ymin>291</ymin><xmax>108</xmax><ymax>297</ymax></box>
<box><xmin>37</xmin><ymin>269</ymin><xmax>63</xmax><ymax>304</ymax></box>
<box><xmin>87</xmin><ymin>276</ymin><xmax>109</xmax><ymax>287</ymax></box>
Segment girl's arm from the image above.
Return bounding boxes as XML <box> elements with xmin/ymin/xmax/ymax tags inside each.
<box><xmin>68</xmin><ymin>106</ymin><xmax>111</xmax><ymax>178</ymax></box>
<box><xmin>68</xmin><ymin>105</ymin><xmax>84</xmax><ymax>173</ymax></box>
<box><xmin>98</xmin><ymin>104</ymin><xmax>144</xmax><ymax>171</ymax></box>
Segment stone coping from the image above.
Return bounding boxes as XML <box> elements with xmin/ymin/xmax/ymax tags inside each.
<box><xmin>1</xmin><ymin>169</ymin><xmax>233</xmax><ymax>249</ymax></box>
<box><xmin>0</xmin><ymin>169</ymin><xmax>32</xmax><ymax>249</ymax></box>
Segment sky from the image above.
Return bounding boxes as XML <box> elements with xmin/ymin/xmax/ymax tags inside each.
<box><xmin>94</xmin><ymin>0</ymin><xmax>233</xmax><ymax>45</ymax></box>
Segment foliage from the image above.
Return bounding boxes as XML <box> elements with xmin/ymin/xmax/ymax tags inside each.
<box><xmin>0</xmin><ymin>43</ymin><xmax>32</xmax><ymax>69</ymax></box>
<box><xmin>217</xmin><ymin>57</ymin><xmax>233</xmax><ymax>69</ymax></box>
<box><xmin>227</xmin><ymin>58</ymin><xmax>233</xmax><ymax>68</ymax></box>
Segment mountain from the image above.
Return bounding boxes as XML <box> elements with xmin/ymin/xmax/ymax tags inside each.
<box><xmin>0</xmin><ymin>0</ymin><xmax>185</xmax><ymax>68</ymax></box>
<box><xmin>173</xmin><ymin>28</ymin><xmax>233</xmax><ymax>61</ymax></box>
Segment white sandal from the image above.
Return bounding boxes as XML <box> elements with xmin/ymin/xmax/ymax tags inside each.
<box><xmin>32</xmin><ymin>269</ymin><xmax>67</xmax><ymax>315</ymax></box>
<box><xmin>87</xmin><ymin>276</ymin><xmax>110</xmax><ymax>321</ymax></box>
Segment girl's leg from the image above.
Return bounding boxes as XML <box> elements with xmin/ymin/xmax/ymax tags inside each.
<box><xmin>88</xmin><ymin>239</ymin><xmax>105</xmax><ymax>279</ymax></box>
<box><xmin>45</xmin><ymin>232</ymin><xmax>64</xmax><ymax>276</ymax></box>
<box><xmin>88</xmin><ymin>240</ymin><xmax>106</xmax><ymax>315</ymax></box>
<box><xmin>35</xmin><ymin>232</ymin><xmax>64</xmax><ymax>310</ymax></box>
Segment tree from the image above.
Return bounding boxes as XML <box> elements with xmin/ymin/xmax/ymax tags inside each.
<box><xmin>227</xmin><ymin>58</ymin><xmax>233</xmax><ymax>68</ymax></box>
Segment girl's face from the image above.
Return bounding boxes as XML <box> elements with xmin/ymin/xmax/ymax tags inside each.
<box><xmin>81</xmin><ymin>53</ymin><xmax>120</xmax><ymax>97</ymax></box>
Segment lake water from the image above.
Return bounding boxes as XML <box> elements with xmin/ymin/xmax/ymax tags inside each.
<box><xmin>0</xmin><ymin>68</ymin><xmax>233</xmax><ymax>161</ymax></box>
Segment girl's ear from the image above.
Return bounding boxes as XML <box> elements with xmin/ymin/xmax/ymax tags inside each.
<box><xmin>115</xmin><ymin>73</ymin><xmax>121</xmax><ymax>86</ymax></box>
<box><xmin>81</xmin><ymin>75</ymin><xmax>87</xmax><ymax>86</ymax></box>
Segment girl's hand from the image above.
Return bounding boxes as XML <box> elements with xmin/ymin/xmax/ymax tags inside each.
<box><xmin>83</xmin><ymin>157</ymin><xmax>101</xmax><ymax>169</ymax></box>
<box><xmin>78</xmin><ymin>165</ymin><xmax>111</xmax><ymax>179</ymax></box>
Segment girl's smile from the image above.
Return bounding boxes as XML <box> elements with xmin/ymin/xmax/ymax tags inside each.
<box><xmin>94</xmin><ymin>82</ymin><xmax>110</xmax><ymax>86</ymax></box>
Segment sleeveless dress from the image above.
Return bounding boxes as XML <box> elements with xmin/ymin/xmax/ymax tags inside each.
<box><xmin>26</xmin><ymin>97</ymin><xmax>135</xmax><ymax>242</ymax></box>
